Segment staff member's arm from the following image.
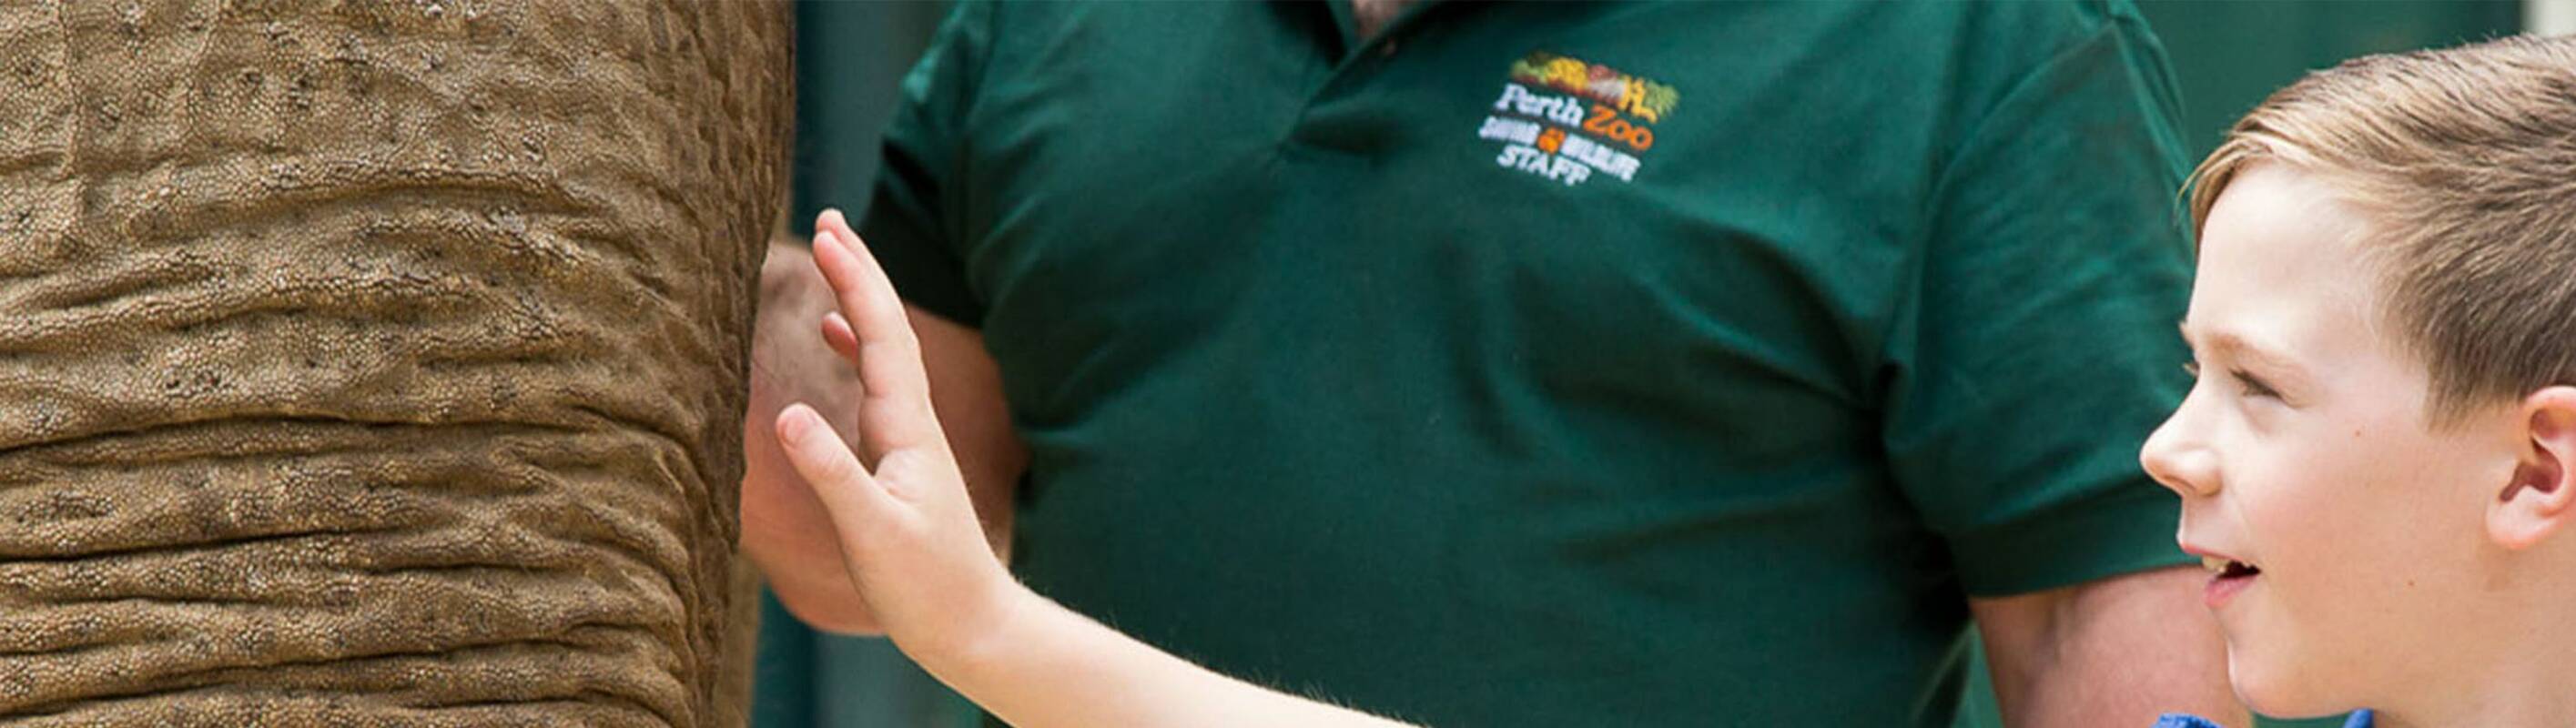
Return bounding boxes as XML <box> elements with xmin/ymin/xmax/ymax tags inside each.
<box><xmin>1887</xmin><ymin>8</ymin><xmax>2246</xmax><ymax>726</ymax></box>
<box><xmin>742</xmin><ymin>210</ymin><xmax>1026</xmax><ymax>635</ymax></box>
<box><xmin>1972</xmin><ymin>569</ymin><xmax>2238</xmax><ymax>726</ymax></box>
<box><xmin>773</xmin><ymin>217</ymin><xmax>1415</xmax><ymax>728</ymax></box>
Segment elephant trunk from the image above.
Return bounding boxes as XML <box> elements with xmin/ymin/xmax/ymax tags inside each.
<box><xmin>0</xmin><ymin>2</ymin><xmax>791</xmax><ymax>725</ymax></box>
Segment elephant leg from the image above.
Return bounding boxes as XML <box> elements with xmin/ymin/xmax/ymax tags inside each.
<box><xmin>0</xmin><ymin>2</ymin><xmax>790</xmax><ymax>725</ymax></box>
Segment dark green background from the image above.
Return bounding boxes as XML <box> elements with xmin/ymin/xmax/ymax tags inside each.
<box><xmin>752</xmin><ymin>3</ymin><xmax>2524</xmax><ymax>726</ymax></box>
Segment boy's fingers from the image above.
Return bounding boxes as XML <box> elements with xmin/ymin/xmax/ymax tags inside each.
<box><xmin>776</xmin><ymin>403</ymin><xmax>899</xmax><ymax>542</ymax></box>
<box><xmin>821</xmin><ymin>312</ymin><xmax>860</xmax><ymax>362</ymax></box>
<box><xmin>816</xmin><ymin>207</ymin><xmax>861</xmax><ymax>249</ymax></box>
<box><xmin>808</xmin><ymin>221</ymin><xmax>945</xmax><ymax>456</ymax></box>
<box><xmin>807</xmin><ymin>230</ymin><xmax>901</xmax><ymax>469</ymax></box>
<box><xmin>810</xmin><ymin>219</ymin><xmax>914</xmax><ymax>369</ymax></box>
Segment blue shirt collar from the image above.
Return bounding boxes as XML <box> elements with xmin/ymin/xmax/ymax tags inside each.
<box><xmin>2154</xmin><ymin>710</ymin><xmax>2372</xmax><ymax>728</ymax></box>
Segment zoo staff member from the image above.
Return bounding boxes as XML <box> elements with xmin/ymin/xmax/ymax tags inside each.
<box><xmin>745</xmin><ymin>2</ymin><xmax>2243</xmax><ymax>725</ymax></box>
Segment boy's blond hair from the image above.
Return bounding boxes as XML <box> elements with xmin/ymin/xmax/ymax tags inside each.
<box><xmin>2187</xmin><ymin>35</ymin><xmax>2576</xmax><ymax>423</ymax></box>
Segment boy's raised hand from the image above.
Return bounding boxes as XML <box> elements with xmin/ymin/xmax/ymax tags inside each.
<box><xmin>774</xmin><ymin>209</ymin><xmax>1026</xmax><ymax>662</ymax></box>
<box><xmin>776</xmin><ymin>211</ymin><xmax>1420</xmax><ymax>728</ymax></box>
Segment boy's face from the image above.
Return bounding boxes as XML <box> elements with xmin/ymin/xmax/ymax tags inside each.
<box><xmin>2140</xmin><ymin>164</ymin><xmax>2518</xmax><ymax>717</ymax></box>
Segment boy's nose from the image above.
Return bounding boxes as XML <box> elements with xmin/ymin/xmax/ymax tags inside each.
<box><xmin>2140</xmin><ymin>415</ymin><xmax>2220</xmax><ymax>498</ymax></box>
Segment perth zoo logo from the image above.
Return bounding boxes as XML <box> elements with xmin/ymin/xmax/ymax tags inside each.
<box><xmin>1478</xmin><ymin>51</ymin><xmax>1678</xmax><ymax>187</ymax></box>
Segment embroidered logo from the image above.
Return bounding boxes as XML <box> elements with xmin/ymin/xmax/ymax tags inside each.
<box><xmin>1478</xmin><ymin>51</ymin><xmax>1679</xmax><ymax>187</ymax></box>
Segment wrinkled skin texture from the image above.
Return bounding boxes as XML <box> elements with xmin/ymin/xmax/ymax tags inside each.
<box><xmin>0</xmin><ymin>1</ymin><xmax>789</xmax><ymax>724</ymax></box>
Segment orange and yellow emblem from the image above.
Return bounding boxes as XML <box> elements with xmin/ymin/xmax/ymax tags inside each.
<box><xmin>1478</xmin><ymin>51</ymin><xmax>1680</xmax><ymax>187</ymax></box>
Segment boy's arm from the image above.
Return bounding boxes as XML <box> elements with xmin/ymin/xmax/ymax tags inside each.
<box><xmin>772</xmin><ymin>212</ymin><xmax>1416</xmax><ymax>728</ymax></box>
<box><xmin>924</xmin><ymin>591</ymin><xmax>1424</xmax><ymax>728</ymax></box>
<box><xmin>1972</xmin><ymin>567</ymin><xmax>2246</xmax><ymax>727</ymax></box>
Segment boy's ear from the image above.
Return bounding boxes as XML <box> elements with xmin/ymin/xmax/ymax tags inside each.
<box><xmin>2490</xmin><ymin>387</ymin><xmax>2576</xmax><ymax>551</ymax></box>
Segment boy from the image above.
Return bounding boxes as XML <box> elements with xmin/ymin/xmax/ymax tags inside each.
<box><xmin>2145</xmin><ymin>34</ymin><xmax>2576</xmax><ymax>728</ymax></box>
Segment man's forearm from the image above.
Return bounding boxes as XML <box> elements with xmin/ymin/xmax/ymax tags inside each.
<box><xmin>1973</xmin><ymin>566</ymin><xmax>2245</xmax><ymax>726</ymax></box>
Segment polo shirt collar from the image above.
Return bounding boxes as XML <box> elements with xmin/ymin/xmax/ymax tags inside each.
<box><xmin>1319</xmin><ymin>0</ymin><xmax>1450</xmax><ymax>59</ymax></box>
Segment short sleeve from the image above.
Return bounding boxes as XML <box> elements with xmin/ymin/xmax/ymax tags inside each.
<box><xmin>1881</xmin><ymin>10</ymin><xmax>2197</xmax><ymax>597</ymax></box>
<box><xmin>857</xmin><ymin>0</ymin><xmax>992</xmax><ymax>327</ymax></box>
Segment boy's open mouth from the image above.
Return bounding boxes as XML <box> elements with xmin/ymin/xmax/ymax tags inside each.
<box><xmin>2202</xmin><ymin>556</ymin><xmax>2260</xmax><ymax>579</ymax></box>
<box><xmin>2199</xmin><ymin>555</ymin><xmax>2260</xmax><ymax>607</ymax></box>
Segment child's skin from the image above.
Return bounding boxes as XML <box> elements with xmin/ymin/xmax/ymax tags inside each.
<box><xmin>2141</xmin><ymin>163</ymin><xmax>2576</xmax><ymax>727</ymax></box>
<box><xmin>774</xmin><ymin>209</ymin><xmax>1417</xmax><ymax>728</ymax></box>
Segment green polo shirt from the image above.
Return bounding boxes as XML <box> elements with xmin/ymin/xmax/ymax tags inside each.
<box><xmin>860</xmin><ymin>2</ymin><xmax>2196</xmax><ymax>724</ymax></box>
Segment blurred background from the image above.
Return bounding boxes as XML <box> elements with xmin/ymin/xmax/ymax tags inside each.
<box><xmin>751</xmin><ymin>2</ymin><xmax>2569</xmax><ymax>727</ymax></box>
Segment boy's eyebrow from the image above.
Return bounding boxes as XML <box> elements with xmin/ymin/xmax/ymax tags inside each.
<box><xmin>2177</xmin><ymin>320</ymin><xmax>2305</xmax><ymax>375</ymax></box>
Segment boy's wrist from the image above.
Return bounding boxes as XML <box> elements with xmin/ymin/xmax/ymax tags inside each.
<box><xmin>906</xmin><ymin>573</ymin><xmax>1047</xmax><ymax>687</ymax></box>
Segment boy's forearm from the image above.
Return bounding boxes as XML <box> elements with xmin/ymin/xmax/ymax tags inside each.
<box><xmin>913</xmin><ymin>586</ymin><xmax>1420</xmax><ymax>728</ymax></box>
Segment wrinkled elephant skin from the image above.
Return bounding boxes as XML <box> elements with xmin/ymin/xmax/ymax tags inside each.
<box><xmin>0</xmin><ymin>2</ymin><xmax>790</xmax><ymax>725</ymax></box>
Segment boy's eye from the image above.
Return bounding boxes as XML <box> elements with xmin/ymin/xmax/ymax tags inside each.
<box><xmin>2233</xmin><ymin>369</ymin><xmax>2281</xmax><ymax>399</ymax></box>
